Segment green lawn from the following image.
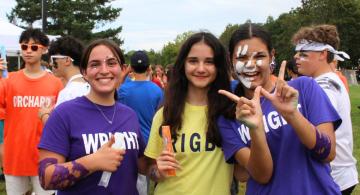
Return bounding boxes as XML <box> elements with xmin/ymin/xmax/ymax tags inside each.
<box><xmin>349</xmin><ymin>85</ymin><xmax>360</xmax><ymax>194</ymax></box>
<box><xmin>0</xmin><ymin>85</ymin><xmax>359</xmax><ymax>195</ymax></box>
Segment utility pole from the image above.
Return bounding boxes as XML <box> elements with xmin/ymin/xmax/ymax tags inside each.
<box><xmin>42</xmin><ymin>0</ymin><xmax>47</xmax><ymax>33</ymax></box>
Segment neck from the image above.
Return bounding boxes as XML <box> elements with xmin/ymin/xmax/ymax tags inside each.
<box><xmin>86</xmin><ymin>90</ymin><xmax>115</xmax><ymax>106</ymax></box>
<box><xmin>312</xmin><ymin>62</ymin><xmax>332</xmax><ymax>78</ymax></box>
<box><xmin>64</xmin><ymin>66</ymin><xmax>83</xmax><ymax>82</ymax></box>
<box><xmin>133</xmin><ymin>72</ymin><xmax>148</xmax><ymax>81</ymax></box>
<box><xmin>186</xmin><ymin>85</ymin><xmax>208</xmax><ymax>106</ymax></box>
<box><xmin>23</xmin><ymin>62</ymin><xmax>45</xmax><ymax>78</ymax></box>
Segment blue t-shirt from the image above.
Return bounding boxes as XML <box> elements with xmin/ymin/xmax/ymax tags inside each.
<box><xmin>219</xmin><ymin>77</ymin><xmax>342</xmax><ymax>195</ymax></box>
<box><xmin>39</xmin><ymin>96</ymin><xmax>145</xmax><ymax>195</ymax></box>
<box><xmin>118</xmin><ymin>81</ymin><xmax>163</xmax><ymax>143</ymax></box>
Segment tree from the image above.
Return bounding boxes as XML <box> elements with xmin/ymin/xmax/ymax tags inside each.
<box><xmin>160</xmin><ymin>31</ymin><xmax>194</xmax><ymax>65</ymax></box>
<box><xmin>296</xmin><ymin>0</ymin><xmax>360</xmax><ymax>68</ymax></box>
<box><xmin>8</xmin><ymin>0</ymin><xmax>123</xmax><ymax>44</ymax></box>
<box><xmin>219</xmin><ymin>24</ymin><xmax>241</xmax><ymax>49</ymax></box>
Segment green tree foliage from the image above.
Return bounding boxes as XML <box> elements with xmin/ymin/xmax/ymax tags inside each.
<box><xmin>160</xmin><ymin>31</ymin><xmax>194</xmax><ymax>65</ymax></box>
<box><xmin>296</xmin><ymin>0</ymin><xmax>360</xmax><ymax>68</ymax></box>
<box><xmin>8</xmin><ymin>0</ymin><xmax>123</xmax><ymax>44</ymax></box>
<box><xmin>219</xmin><ymin>24</ymin><xmax>241</xmax><ymax>50</ymax></box>
<box><xmin>219</xmin><ymin>0</ymin><xmax>360</xmax><ymax>69</ymax></box>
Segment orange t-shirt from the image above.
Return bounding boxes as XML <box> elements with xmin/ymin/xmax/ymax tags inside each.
<box><xmin>270</xmin><ymin>74</ymin><xmax>278</xmax><ymax>84</ymax></box>
<box><xmin>0</xmin><ymin>70</ymin><xmax>63</xmax><ymax>176</ymax></box>
<box><xmin>335</xmin><ymin>71</ymin><xmax>349</xmax><ymax>93</ymax></box>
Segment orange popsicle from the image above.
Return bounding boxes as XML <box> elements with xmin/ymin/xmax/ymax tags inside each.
<box><xmin>162</xmin><ymin>125</ymin><xmax>176</xmax><ymax>176</ymax></box>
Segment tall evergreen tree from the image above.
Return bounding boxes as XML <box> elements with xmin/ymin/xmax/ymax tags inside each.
<box><xmin>8</xmin><ymin>0</ymin><xmax>123</xmax><ymax>44</ymax></box>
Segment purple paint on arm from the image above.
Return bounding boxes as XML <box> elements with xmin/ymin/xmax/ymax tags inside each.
<box><xmin>39</xmin><ymin>158</ymin><xmax>58</xmax><ymax>188</ymax></box>
<box><xmin>38</xmin><ymin>157</ymin><xmax>89</xmax><ymax>190</ymax></box>
<box><xmin>310</xmin><ymin>128</ymin><xmax>331</xmax><ymax>161</ymax></box>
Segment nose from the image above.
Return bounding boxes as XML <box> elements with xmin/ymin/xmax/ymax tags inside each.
<box><xmin>98</xmin><ymin>62</ymin><xmax>111</xmax><ymax>73</ymax></box>
<box><xmin>196</xmin><ymin>62</ymin><xmax>206</xmax><ymax>73</ymax></box>
<box><xmin>245</xmin><ymin>59</ymin><xmax>256</xmax><ymax>68</ymax></box>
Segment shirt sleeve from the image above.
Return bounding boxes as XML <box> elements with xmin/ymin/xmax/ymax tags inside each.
<box><xmin>144</xmin><ymin>108</ymin><xmax>164</xmax><ymax>159</ymax></box>
<box><xmin>117</xmin><ymin>86</ymin><xmax>127</xmax><ymax>104</ymax></box>
<box><xmin>38</xmin><ymin>108</ymin><xmax>70</xmax><ymax>158</ymax></box>
<box><xmin>218</xmin><ymin>116</ymin><xmax>248</xmax><ymax>163</ymax></box>
<box><xmin>298</xmin><ymin>77</ymin><xmax>342</xmax><ymax>130</ymax></box>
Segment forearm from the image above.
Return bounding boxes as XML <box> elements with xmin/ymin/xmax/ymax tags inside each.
<box><xmin>283</xmin><ymin>110</ymin><xmax>316</xmax><ymax>149</ymax></box>
<box><xmin>39</xmin><ymin>155</ymin><xmax>96</xmax><ymax>190</ymax></box>
<box><xmin>148</xmin><ymin>164</ymin><xmax>165</xmax><ymax>183</ymax></box>
<box><xmin>247</xmin><ymin>125</ymin><xmax>273</xmax><ymax>183</ymax></box>
<box><xmin>283</xmin><ymin>110</ymin><xmax>335</xmax><ymax>162</ymax></box>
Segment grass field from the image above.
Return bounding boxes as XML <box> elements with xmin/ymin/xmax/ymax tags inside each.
<box><xmin>0</xmin><ymin>85</ymin><xmax>359</xmax><ymax>195</ymax></box>
<box><xmin>349</xmin><ymin>85</ymin><xmax>360</xmax><ymax>194</ymax></box>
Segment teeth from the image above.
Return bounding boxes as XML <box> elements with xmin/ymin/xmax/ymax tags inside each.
<box><xmin>244</xmin><ymin>72</ymin><xmax>257</xmax><ymax>76</ymax></box>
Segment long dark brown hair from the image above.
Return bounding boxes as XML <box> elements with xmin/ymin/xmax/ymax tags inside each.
<box><xmin>161</xmin><ymin>32</ymin><xmax>233</xmax><ymax>147</ymax></box>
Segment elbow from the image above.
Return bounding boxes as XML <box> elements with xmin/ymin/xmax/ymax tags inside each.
<box><xmin>323</xmin><ymin>149</ymin><xmax>336</xmax><ymax>163</ymax></box>
<box><xmin>250</xmin><ymin>163</ymin><xmax>273</xmax><ymax>184</ymax></box>
<box><xmin>255</xmin><ymin>173</ymin><xmax>272</xmax><ymax>184</ymax></box>
<box><xmin>39</xmin><ymin>174</ymin><xmax>52</xmax><ymax>190</ymax></box>
<box><xmin>253</xmin><ymin>169</ymin><xmax>273</xmax><ymax>184</ymax></box>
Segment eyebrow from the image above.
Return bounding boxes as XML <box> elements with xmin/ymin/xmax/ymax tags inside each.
<box><xmin>88</xmin><ymin>57</ymin><xmax>117</xmax><ymax>62</ymax></box>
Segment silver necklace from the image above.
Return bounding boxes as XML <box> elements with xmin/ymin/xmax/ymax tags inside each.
<box><xmin>92</xmin><ymin>102</ymin><xmax>116</xmax><ymax>124</ymax></box>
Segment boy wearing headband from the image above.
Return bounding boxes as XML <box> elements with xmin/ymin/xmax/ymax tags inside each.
<box><xmin>293</xmin><ymin>24</ymin><xmax>358</xmax><ymax>195</ymax></box>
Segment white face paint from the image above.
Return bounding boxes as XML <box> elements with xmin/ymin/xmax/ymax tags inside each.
<box><xmin>299</xmin><ymin>57</ymin><xmax>309</xmax><ymax>61</ymax></box>
<box><xmin>234</xmin><ymin>44</ymin><xmax>263</xmax><ymax>88</ymax></box>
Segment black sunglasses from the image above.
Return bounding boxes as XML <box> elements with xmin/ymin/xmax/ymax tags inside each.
<box><xmin>20</xmin><ymin>44</ymin><xmax>44</xmax><ymax>51</ymax></box>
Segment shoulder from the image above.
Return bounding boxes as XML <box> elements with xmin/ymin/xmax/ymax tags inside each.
<box><xmin>117</xmin><ymin>102</ymin><xmax>137</xmax><ymax>116</ymax></box>
<box><xmin>153</xmin><ymin>107</ymin><xmax>164</xmax><ymax>121</ymax></box>
<box><xmin>288</xmin><ymin>76</ymin><xmax>322</xmax><ymax>92</ymax></box>
<box><xmin>45</xmin><ymin>72</ymin><xmax>62</xmax><ymax>82</ymax></box>
<box><xmin>55</xmin><ymin>96</ymin><xmax>84</xmax><ymax>111</ymax></box>
<box><xmin>6</xmin><ymin>70</ymin><xmax>22</xmax><ymax>80</ymax></box>
<box><xmin>315</xmin><ymin>73</ymin><xmax>342</xmax><ymax>93</ymax></box>
<box><xmin>288</xmin><ymin>76</ymin><xmax>314</xmax><ymax>87</ymax></box>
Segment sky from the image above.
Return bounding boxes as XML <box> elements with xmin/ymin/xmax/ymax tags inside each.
<box><xmin>0</xmin><ymin>0</ymin><xmax>302</xmax><ymax>52</ymax></box>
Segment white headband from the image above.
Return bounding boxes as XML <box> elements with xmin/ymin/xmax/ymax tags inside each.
<box><xmin>295</xmin><ymin>39</ymin><xmax>350</xmax><ymax>61</ymax></box>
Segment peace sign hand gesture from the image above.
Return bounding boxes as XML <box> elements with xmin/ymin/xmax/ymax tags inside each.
<box><xmin>219</xmin><ymin>86</ymin><xmax>263</xmax><ymax>130</ymax></box>
<box><xmin>261</xmin><ymin>61</ymin><xmax>299</xmax><ymax>118</ymax></box>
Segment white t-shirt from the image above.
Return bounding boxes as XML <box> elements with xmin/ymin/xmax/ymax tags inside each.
<box><xmin>55</xmin><ymin>74</ymin><xmax>90</xmax><ymax>107</ymax></box>
<box><xmin>315</xmin><ymin>72</ymin><xmax>358</xmax><ymax>190</ymax></box>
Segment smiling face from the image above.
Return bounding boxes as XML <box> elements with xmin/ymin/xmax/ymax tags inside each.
<box><xmin>185</xmin><ymin>41</ymin><xmax>217</xmax><ymax>92</ymax></box>
<box><xmin>232</xmin><ymin>37</ymin><xmax>272</xmax><ymax>89</ymax></box>
<box><xmin>83</xmin><ymin>45</ymin><xmax>122</xmax><ymax>97</ymax></box>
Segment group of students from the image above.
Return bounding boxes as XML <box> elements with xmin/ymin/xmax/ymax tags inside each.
<box><xmin>0</xmin><ymin>22</ymin><xmax>358</xmax><ymax>195</ymax></box>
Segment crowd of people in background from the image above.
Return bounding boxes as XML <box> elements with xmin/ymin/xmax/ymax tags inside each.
<box><xmin>0</xmin><ymin>22</ymin><xmax>358</xmax><ymax>195</ymax></box>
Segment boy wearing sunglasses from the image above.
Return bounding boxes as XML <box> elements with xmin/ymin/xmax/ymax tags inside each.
<box><xmin>38</xmin><ymin>36</ymin><xmax>90</xmax><ymax>124</ymax></box>
<box><xmin>0</xmin><ymin>28</ymin><xmax>63</xmax><ymax>195</ymax></box>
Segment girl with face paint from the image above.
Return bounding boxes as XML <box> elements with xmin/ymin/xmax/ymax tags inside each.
<box><xmin>218</xmin><ymin>23</ymin><xmax>342</xmax><ymax>194</ymax></box>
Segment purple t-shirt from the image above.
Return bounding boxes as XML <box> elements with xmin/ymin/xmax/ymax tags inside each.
<box><xmin>39</xmin><ymin>96</ymin><xmax>145</xmax><ymax>195</ymax></box>
<box><xmin>219</xmin><ymin>77</ymin><xmax>342</xmax><ymax>195</ymax></box>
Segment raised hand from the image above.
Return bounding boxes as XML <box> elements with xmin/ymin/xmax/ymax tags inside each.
<box><xmin>156</xmin><ymin>150</ymin><xmax>180</xmax><ymax>178</ymax></box>
<box><xmin>219</xmin><ymin>86</ymin><xmax>263</xmax><ymax>129</ymax></box>
<box><xmin>92</xmin><ymin>136</ymin><xmax>126</xmax><ymax>172</ymax></box>
<box><xmin>261</xmin><ymin>61</ymin><xmax>299</xmax><ymax>118</ymax></box>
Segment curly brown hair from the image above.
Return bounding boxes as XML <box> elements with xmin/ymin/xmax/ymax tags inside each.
<box><xmin>292</xmin><ymin>24</ymin><xmax>340</xmax><ymax>63</ymax></box>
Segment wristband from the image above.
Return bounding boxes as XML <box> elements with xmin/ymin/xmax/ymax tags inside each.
<box><xmin>310</xmin><ymin>127</ymin><xmax>331</xmax><ymax>160</ymax></box>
